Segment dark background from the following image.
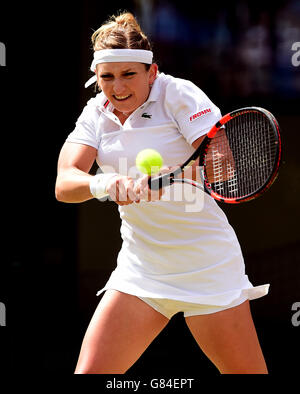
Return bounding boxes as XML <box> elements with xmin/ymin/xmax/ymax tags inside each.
<box><xmin>0</xmin><ymin>0</ymin><xmax>299</xmax><ymax>382</ymax></box>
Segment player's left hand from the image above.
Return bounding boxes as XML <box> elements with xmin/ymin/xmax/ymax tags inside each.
<box><xmin>134</xmin><ymin>166</ymin><xmax>177</xmax><ymax>202</ymax></box>
<box><xmin>134</xmin><ymin>174</ymin><xmax>162</xmax><ymax>202</ymax></box>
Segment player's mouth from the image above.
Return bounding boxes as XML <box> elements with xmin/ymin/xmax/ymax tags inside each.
<box><xmin>113</xmin><ymin>94</ymin><xmax>132</xmax><ymax>101</ymax></box>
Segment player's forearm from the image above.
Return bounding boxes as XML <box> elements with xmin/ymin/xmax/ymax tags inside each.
<box><xmin>181</xmin><ymin>158</ymin><xmax>201</xmax><ymax>183</ymax></box>
<box><xmin>55</xmin><ymin>168</ymin><xmax>94</xmax><ymax>203</ymax></box>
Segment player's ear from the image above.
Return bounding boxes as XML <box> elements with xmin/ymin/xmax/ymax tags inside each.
<box><xmin>148</xmin><ymin>63</ymin><xmax>158</xmax><ymax>85</ymax></box>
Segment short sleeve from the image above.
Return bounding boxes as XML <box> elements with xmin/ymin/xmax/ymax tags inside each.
<box><xmin>165</xmin><ymin>77</ymin><xmax>222</xmax><ymax>145</ymax></box>
<box><xmin>66</xmin><ymin>97</ymin><xmax>101</xmax><ymax>149</ymax></box>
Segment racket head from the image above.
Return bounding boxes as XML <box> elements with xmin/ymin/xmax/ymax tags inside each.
<box><xmin>200</xmin><ymin>107</ymin><xmax>282</xmax><ymax>203</ymax></box>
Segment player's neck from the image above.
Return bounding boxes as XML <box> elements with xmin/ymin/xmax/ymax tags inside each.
<box><xmin>114</xmin><ymin>109</ymin><xmax>132</xmax><ymax>125</ymax></box>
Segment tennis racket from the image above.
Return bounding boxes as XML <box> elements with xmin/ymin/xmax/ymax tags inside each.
<box><xmin>148</xmin><ymin>107</ymin><xmax>281</xmax><ymax>204</ymax></box>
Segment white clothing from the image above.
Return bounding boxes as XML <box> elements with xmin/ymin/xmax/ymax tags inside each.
<box><xmin>66</xmin><ymin>73</ymin><xmax>269</xmax><ymax>306</ymax></box>
<box><xmin>138</xmin><ymin>293</ymin><xmax>249</xmax><ymax>319</ymax></box>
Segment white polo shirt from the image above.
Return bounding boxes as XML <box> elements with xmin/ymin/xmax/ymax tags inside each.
<box><xmin>67</xmin><ymin>72</ymin><xmax>269</xmax><ymax>305</ymax></box>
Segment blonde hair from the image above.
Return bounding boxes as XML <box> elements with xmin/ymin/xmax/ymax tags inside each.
<box><xmin>91</xmin><ymin>12</ymin><xmax>152</xmax><ymax>54</ymax></box>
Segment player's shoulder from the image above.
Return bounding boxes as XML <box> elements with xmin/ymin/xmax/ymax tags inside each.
<box><xmin>158</xmin><ymin>73</ymin><xmax>214</xmax><ymax>116</ymax></box>
<box><xmin>157</xmin><ymin>72</ymin><xmax>193</xmax><ymax>88</ymax></box>
<box><xmin>85</xmin><ymin>92</ymin><xmax>106</xmax><ymax>110</ymax></box>
<box><xmin>79</xmin><ymin>92</ymin><xmax>106</xmax><ymax>120</ymax></box>
<box><xmin>158</xmin><ymin>72</ymin><xmax>207</xmax><ymax>100</ymax></box>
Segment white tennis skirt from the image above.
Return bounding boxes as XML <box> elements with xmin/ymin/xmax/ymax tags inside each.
<box><xmin>97</xmin><ymin>199</ymin><xmax>270</xmax><ymax>308</ymax></box>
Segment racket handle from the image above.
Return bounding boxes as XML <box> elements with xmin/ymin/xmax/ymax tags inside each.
<box><xmin>148</xmin><ymin>173</ymin><xmax>173</xmax><ymax>190</ymax></box>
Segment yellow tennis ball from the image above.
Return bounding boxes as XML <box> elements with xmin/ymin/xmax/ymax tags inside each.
<box><xmin>136</xmin><ymin>149</ymin><xmax>163</xmax><ymax>175</ymax></box>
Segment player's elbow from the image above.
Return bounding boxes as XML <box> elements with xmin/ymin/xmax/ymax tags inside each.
<box><xmin>55</xmin><ymin>175</ymin><xmax>68</xmax><ymax>202</ymax></box>
<box><xmin>55</xmin><ymin>180</ymin><xmax>64</xmax><ymax>202</ymax></box>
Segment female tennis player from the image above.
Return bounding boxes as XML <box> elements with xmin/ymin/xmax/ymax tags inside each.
<box><xmin>55</xmin><ymin>12</ymin><xmax>269</xmax><ymax>374</ymax></box>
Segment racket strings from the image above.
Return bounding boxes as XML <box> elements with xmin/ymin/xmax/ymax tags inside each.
<box><xmin>205</xmin><ymin>111</ymin><xmax>278</xmax><ymax>199</ymax></box>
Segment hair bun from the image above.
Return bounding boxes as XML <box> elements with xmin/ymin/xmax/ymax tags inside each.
<box><xmin>114</xmin><ymin>12</ymin><xmax>142</xmax><ymax>32</ymax></box>
<box><xmin>92</xmin><ymin>11</ymin><xmax>152</xmax><ymax>52</ymax></box>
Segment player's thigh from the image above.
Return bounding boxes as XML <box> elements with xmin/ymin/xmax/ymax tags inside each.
<box><xmin>75</xmin><ymin>290</ymin><xmax>169</xmax><ymax>374</ymax></box>
<box><xmin>185</xmin><ymin>300</ymin><xmax>268</xmax><ymax>374</ymax></box>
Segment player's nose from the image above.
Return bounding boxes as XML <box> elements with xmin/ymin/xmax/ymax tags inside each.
<box><xmin>113</xmin><ymin>78</ymin><xmax>127</xmax><ymax>95</ymax></box>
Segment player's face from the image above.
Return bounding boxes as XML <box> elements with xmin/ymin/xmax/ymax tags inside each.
<box><xmin>96</xmin><ymin>62</ymin><xmax>157</xmax><ymax>117</ymax></box>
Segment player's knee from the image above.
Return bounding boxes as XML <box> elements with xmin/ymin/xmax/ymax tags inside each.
<box><xmin>74</xmin><ymin>359</ymin><xmax>99</xmax><ymax>374</ymax></box>
<box><xmin>218</xmin><ymin>360</ymin><xmax>268</xmax><ymax>374</ymax></box>
<box><xmin>74</xmin><ymin>364</ymin><xmax>101</xmax><ymax>374</ymax></box>
<box><xmin>74</xmin><ymin>360</ymin><xmax>126</xmax><ymax>374</ymax></box>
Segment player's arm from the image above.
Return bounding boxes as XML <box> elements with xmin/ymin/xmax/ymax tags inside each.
<box><xmin>55</xmin><ymin>142</ymin><xmax>97</xmax><ymax>203</ymax></box>
<box><xmin>188</xmin><ymin>131</ymin><xmax>235</xmax><ymax>183</ymax></box>
<box><xmin>179</xmin><ymin>135</ymin><xmax>205</xmax><ymax>182</ymax></box>
<box><xmin>56</xmin><ymin>142</ymin><xmax>139</xmax><ymax>205</ymax></box>
<box><xmin>203</xmin><ymin>128</ymin><xmax>236</xmax><ymax>182</ymax></box>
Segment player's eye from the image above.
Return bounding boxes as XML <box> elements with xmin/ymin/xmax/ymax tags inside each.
<box><xmin>123</xmin><ymin>72</ymin><xmax>136</xmax><ymax>78</ymax></box>
<box><xmin>100</xmin><ymin>74</ymin><xmax>114</xmax><ymax>80</ymax></box>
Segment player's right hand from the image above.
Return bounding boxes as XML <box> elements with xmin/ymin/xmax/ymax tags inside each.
<box><xmin>133</xmin><ymin>174</ymin><xmax>164</xmax><ymax>202</ymax></box>
<box><xmin>106</xmin><ymin>175</ymin><xmax>139</xmax><ymax>206</ymax></box>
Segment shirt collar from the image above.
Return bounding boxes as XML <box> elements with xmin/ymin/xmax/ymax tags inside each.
<box><xmin>146</xmin><ymin>73</ymin><xmax>161</xmax><ymax>103</ymax></box>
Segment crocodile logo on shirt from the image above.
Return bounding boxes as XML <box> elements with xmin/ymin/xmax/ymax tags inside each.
<box><xmin>141</xmin><ymin>112</ymin><xmax>152</xmax><ymax>119</ymax></box>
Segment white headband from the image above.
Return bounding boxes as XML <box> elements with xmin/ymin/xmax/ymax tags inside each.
<box><xmin>85</xmin><ymin>49</ymin><xmax>153</xmax><ymax>88</ymax></box>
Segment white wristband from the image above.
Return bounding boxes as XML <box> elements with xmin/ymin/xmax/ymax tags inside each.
<box><xmin>89</xmin><ymin>173</ymin><xmax>118</xmax><ymax>199</ymax></box>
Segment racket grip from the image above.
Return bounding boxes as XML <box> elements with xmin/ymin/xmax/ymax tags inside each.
<box><xmin>148</xmin><ymin>174</ymin><xmax>173</xmax><ymax>190</ymax></box>
<box><xmin>148</xmin><ymin>176</ymin><xmax>163</xmax><ymax>190</ymax></box>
